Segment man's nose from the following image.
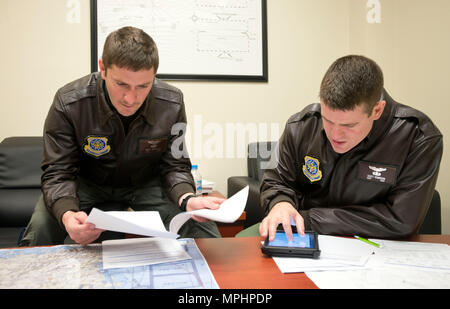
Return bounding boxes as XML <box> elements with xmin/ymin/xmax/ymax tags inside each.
<box><xmin>123</xmin><ymin>90</ymin><xmax>137</xmax><ymax>103</ymax></box>
<box><xmin>330</xmin><ymin>125</ymin><xmax>345</xmax><ymax>140</ymax></box>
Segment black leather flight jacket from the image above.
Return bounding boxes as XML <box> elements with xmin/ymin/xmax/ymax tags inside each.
<box><xmin>260</xmin><ymin>90</ymin><xmax>443</xmax><ymax>239</ymax></box>
<box><xmin>41</xmin><ymin>73</ymin><xmax>195</xmax><ymax>225</ymax></box>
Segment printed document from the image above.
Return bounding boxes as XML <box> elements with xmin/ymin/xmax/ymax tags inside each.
<box><xmin>101</xmin><ymin>237</ymin><xmax>191</xmax><ymax>270</ymax></box>
<box><xmin>85</xmin><ymin>186</ymin><xmax>249</xmax><ymax>238</ymax></box>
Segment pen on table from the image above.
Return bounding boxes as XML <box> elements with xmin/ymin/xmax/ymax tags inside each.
<box><xmin>354</xmin><ymin>235</ymin><xmax>382</xmax><ymax>248</ymax></box>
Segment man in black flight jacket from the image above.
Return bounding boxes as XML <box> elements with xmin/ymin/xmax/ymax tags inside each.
<box><xmin>259</xmin><ymin>55</ymin><xmax>443</xmax><ymax>241</ymax></box>
<box><xmin>20</xmin><ymin>26</ymin><xmax>223</xmax><ymax>246</ymax></box>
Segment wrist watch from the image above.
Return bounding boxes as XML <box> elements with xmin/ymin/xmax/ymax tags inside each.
<box><xmin>180</xmin><ymin>194</ymin><xmax>195</xmax><ymax>212</ymax></box>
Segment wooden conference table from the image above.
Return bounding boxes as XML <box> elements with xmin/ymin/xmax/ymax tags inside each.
<box><xmin>195</xmin><ymin>234</ymin><xmax>450</xmax><ymax>289</ymax></box>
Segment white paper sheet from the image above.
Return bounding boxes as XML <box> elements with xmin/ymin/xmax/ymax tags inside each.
<box><xmin>367</xmin><ymin>238</ymin><xmax>450</xmax><ymax>271</ymax></box>
<box><xmin>169</xmin><ymin>185</ymin><xmax>249</xmax><ymax>234</ymax></box>
<box><xmin>272</xmin><ymin>235</ymin><xmax>376</xmax><ymax>273</ymax></box>
<box><xmin>305</xmin><ymin>239</ymin><xmax>450</xmax><ymax>288</ymax></box>
<box><xmin>85</xmin><ymin>185</ymin><xmax>249</xmax><ymax>238</ymax></box>
<box><xmin>85</xmin><ymin>208</ymin><xmax>179</xmax><ymax>239</ymax></box>
<box><xmin>101</xmin><ymin>237</ymin><xmax>191</xmax><ymax>270</ymax></box>
<box><xmin>306</xmin><ymin>267</ymin><xmax>450</xmax><ymax>289</ymax></box>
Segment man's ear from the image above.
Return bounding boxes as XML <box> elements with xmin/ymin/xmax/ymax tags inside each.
<box><xmin>372</xmin><ymin>100</ymin><xmax>386</xmax><ymax>120</ymax></box>
<box><xmin>99</xmin><ymin>59</ymin><xmax>106</xmax><ymax>79</ymax></box>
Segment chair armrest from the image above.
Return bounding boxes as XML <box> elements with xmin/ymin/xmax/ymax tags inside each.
<box><xmin>227</xmin><ymin>176</ymin><xmax>265</xmax><ymax>228</ymax></box>
<box><xmin>418</xmin><ymin>190</ymin><xmax>442</xmax><ymax>234</ymax></box>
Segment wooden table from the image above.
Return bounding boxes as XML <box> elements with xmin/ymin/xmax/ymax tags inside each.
<box><xmin>195</xmin><ymin>235</ymin><xmax>450</xmax><ymax>289</ymax></box>
<box><xmin>196</xmin><ymin>236</ymin><xmax>318</xmax><ymax>289</ymax></box>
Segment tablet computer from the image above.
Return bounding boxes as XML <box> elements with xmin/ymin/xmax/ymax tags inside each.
<box><xmin>261</xmin><ymin>227</ymin><xmax>320</xmax><ymax>259</ymax></box>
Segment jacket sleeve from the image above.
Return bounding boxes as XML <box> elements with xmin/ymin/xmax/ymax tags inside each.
<box><xmin>159</xmin><ymin>98</ymin><xmax>195</xmax><ymax>205</ymax></box>
<box><xmin>41</xmin><ymin>91</ymin><xmax>80</xmax><ymax>226</ymax></box>
<box><xmin>260</xmin><ymin>121</ymin><xmax>302</xmax><ymax>214</ymax></box>
<box><xmin>310</xmin><ymin>135</ymin><xmax>443</xmax><ymax>239</ymax></box>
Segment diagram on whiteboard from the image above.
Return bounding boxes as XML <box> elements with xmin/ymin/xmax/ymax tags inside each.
<box><xmin>95</xmin><ymin>0</ymin><xmax>266</xmax><ymax>78</ymax></box>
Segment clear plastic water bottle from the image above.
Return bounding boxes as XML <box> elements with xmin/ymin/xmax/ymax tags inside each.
<box><xmin>191</xmin><ymin>164</ymin><xmax>202</xmax><ymax>196</ymax></box>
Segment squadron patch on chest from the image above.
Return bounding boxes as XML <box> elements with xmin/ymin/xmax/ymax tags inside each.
<box><xmin>302</xmin><ymin>156</ymin><xmax>322</xmax><ymax>183</ymax></box>
<box><xmin>84</xmin><ymin>136</ymin><xmax>111</xmax><ymax>157</ymax></box>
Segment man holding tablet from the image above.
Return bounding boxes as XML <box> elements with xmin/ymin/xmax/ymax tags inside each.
<box><xmin>259</xmin><ymin>55</ymin><xmax>443</xmax><ymax>242</ymax></box>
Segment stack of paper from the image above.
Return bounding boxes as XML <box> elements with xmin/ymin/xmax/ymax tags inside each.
<box><xmin>102</xmin><ymin>237</ymin><xmax>192</xmax><ymax>270</ymax></box>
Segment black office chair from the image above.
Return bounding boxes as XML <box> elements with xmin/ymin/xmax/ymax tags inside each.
<box><xmin>418</xmin><ymin>190</ymin><xmax>442</xmax><ymax>234</ymax></box>
<box><xmin>227</xmin><ymin>142</ymin><xmax>278</xmax><ymax>228</ymax></box>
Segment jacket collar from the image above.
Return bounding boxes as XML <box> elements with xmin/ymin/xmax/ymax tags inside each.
<box><xmin>142</xmin><ymin>90</ymin><xmax>156</xmax><ymax>126</ymax></box>
<box><xmin>96</xmin><ymin>74</ymin><xmax>114</xmax><ymax>126</ymax></box>
<box><xmin>363</xmin><ymin>89</ymin><xmax>395</xmax><ymax>147</ymax></box>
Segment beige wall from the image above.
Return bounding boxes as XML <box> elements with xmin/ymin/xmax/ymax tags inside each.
<box><xmin>1</xmin><ymin>0</ymin><xmax>448</xmax><ymax>233</ymax></box>
<box><xmin>348</xmin><ymin>0</ymin><xmax>450</xmax><ymax>233</ymax></box>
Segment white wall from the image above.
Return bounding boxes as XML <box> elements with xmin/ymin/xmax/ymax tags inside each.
<box><xmin>174</xmin><ymin>0</ymin><xmax>350</xmax><ymax>198</ymax></box>
<box><xmin>0</xmin><ymin>0</ymin><xmax>91</xmax><ymax>136</ymax></box>
<box><xmin>1</xmin><ymin>0</ymin><xmax>448</xmax><ymax>232</ymax></box>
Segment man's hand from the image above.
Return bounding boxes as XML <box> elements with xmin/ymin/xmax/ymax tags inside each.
<box><xmin>178</xmin><ymin>193</ymin><xmax>226</xmax><ymax>222</ymax></box>
<box><xmin>62</xmin><ymin>211</ymin><xmax>105</xmax><ymax>245</ymax></box>
<box><xmin>188</xmin><ymin>196</ymin><xmax>226</xmax><ymax>222</ymax></box>
<box><xmin>259</xmin><ymin>202</ymin><xmax>305</xmax><ymax>242</ymax></box>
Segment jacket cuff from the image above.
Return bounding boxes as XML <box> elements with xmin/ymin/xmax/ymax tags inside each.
<box><xmin>299</xmin><ymin>210</ymin><xmax>311</xmax><ymax>231</ymax></box>
<box><xmin>52</xmin><ymin>197</ymin><xmax>79</xmax><ymax>229</ymax></box>
<box><xmin>170</xmin><ymin>182</ymin><xmax>195</xmax><ymax>206</ymax></box>
<box><xmin>267</xmin><ymin>194</ymin><xmax>296</xmax><ymax>213</ymax></box>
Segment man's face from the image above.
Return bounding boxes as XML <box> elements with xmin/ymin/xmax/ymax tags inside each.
<box><xmin>99</xmin><ymin>60</ymin><xmax>155</xmax><ymax>116</ymax></box>
<box><xmin>321</xmin><ymin>100</ymin><xmax>385</xmax><ymax>154</ymax></box>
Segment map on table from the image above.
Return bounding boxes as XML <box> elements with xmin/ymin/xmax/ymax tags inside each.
<box><xmin>0</xmin><ymin>238</ymin><xmax>218</xmax><ymax>289</ymax></box>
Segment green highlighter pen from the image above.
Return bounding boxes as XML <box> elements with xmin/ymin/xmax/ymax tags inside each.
<box><xmin>354</xmin><ymin>235</ymin><xmax>382</xmax><ymax>248</ymax></box>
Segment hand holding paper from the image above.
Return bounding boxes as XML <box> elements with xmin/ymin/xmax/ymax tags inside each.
<box><xmin>183</xmin><ymin>195</ymin><xmax>225</xmax><ymax>223</ymax></box>
<box><xmin>85</xmin><ymin>186</ymin><xmax>249</xmax><ymax>238</ymax></box>
<box><xmin>169</xmin><ymin>186</ymin><xmax>249</xmax><ymax>234</ymax></box>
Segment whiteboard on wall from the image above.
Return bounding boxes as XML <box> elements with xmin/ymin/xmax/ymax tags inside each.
<box><xmin>90</xmin><ymin>0</ymin><xmax>268</xmax><ymax>81</ymax></box>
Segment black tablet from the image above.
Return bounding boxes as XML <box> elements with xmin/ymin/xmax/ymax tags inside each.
<box><xmin>261</xmin><ymin>228</ymin><xmax>320</xmax><ymax>259</ymax></box>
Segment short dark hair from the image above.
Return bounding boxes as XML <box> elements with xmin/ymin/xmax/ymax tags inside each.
<box><xmin>102</xmin><ymin>26</ymin><xmax>159</xmax><ymax>73</ymax></box>
<box><xmin>319</xmin><ymin>55</ymin><xmax>384</xmax><ymax>115</ymax></box>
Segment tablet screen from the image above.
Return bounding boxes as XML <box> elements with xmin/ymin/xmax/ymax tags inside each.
<box><xmin>267</xmin><ymin>232</ymin><xmax>314</xmax><ymax>248</ymax></box>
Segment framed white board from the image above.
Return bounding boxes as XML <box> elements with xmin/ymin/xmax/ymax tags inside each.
<box><xmin>90</xmin><ymin>0</ymin><xmax>268</xmax><ymax>81</ymax></box>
